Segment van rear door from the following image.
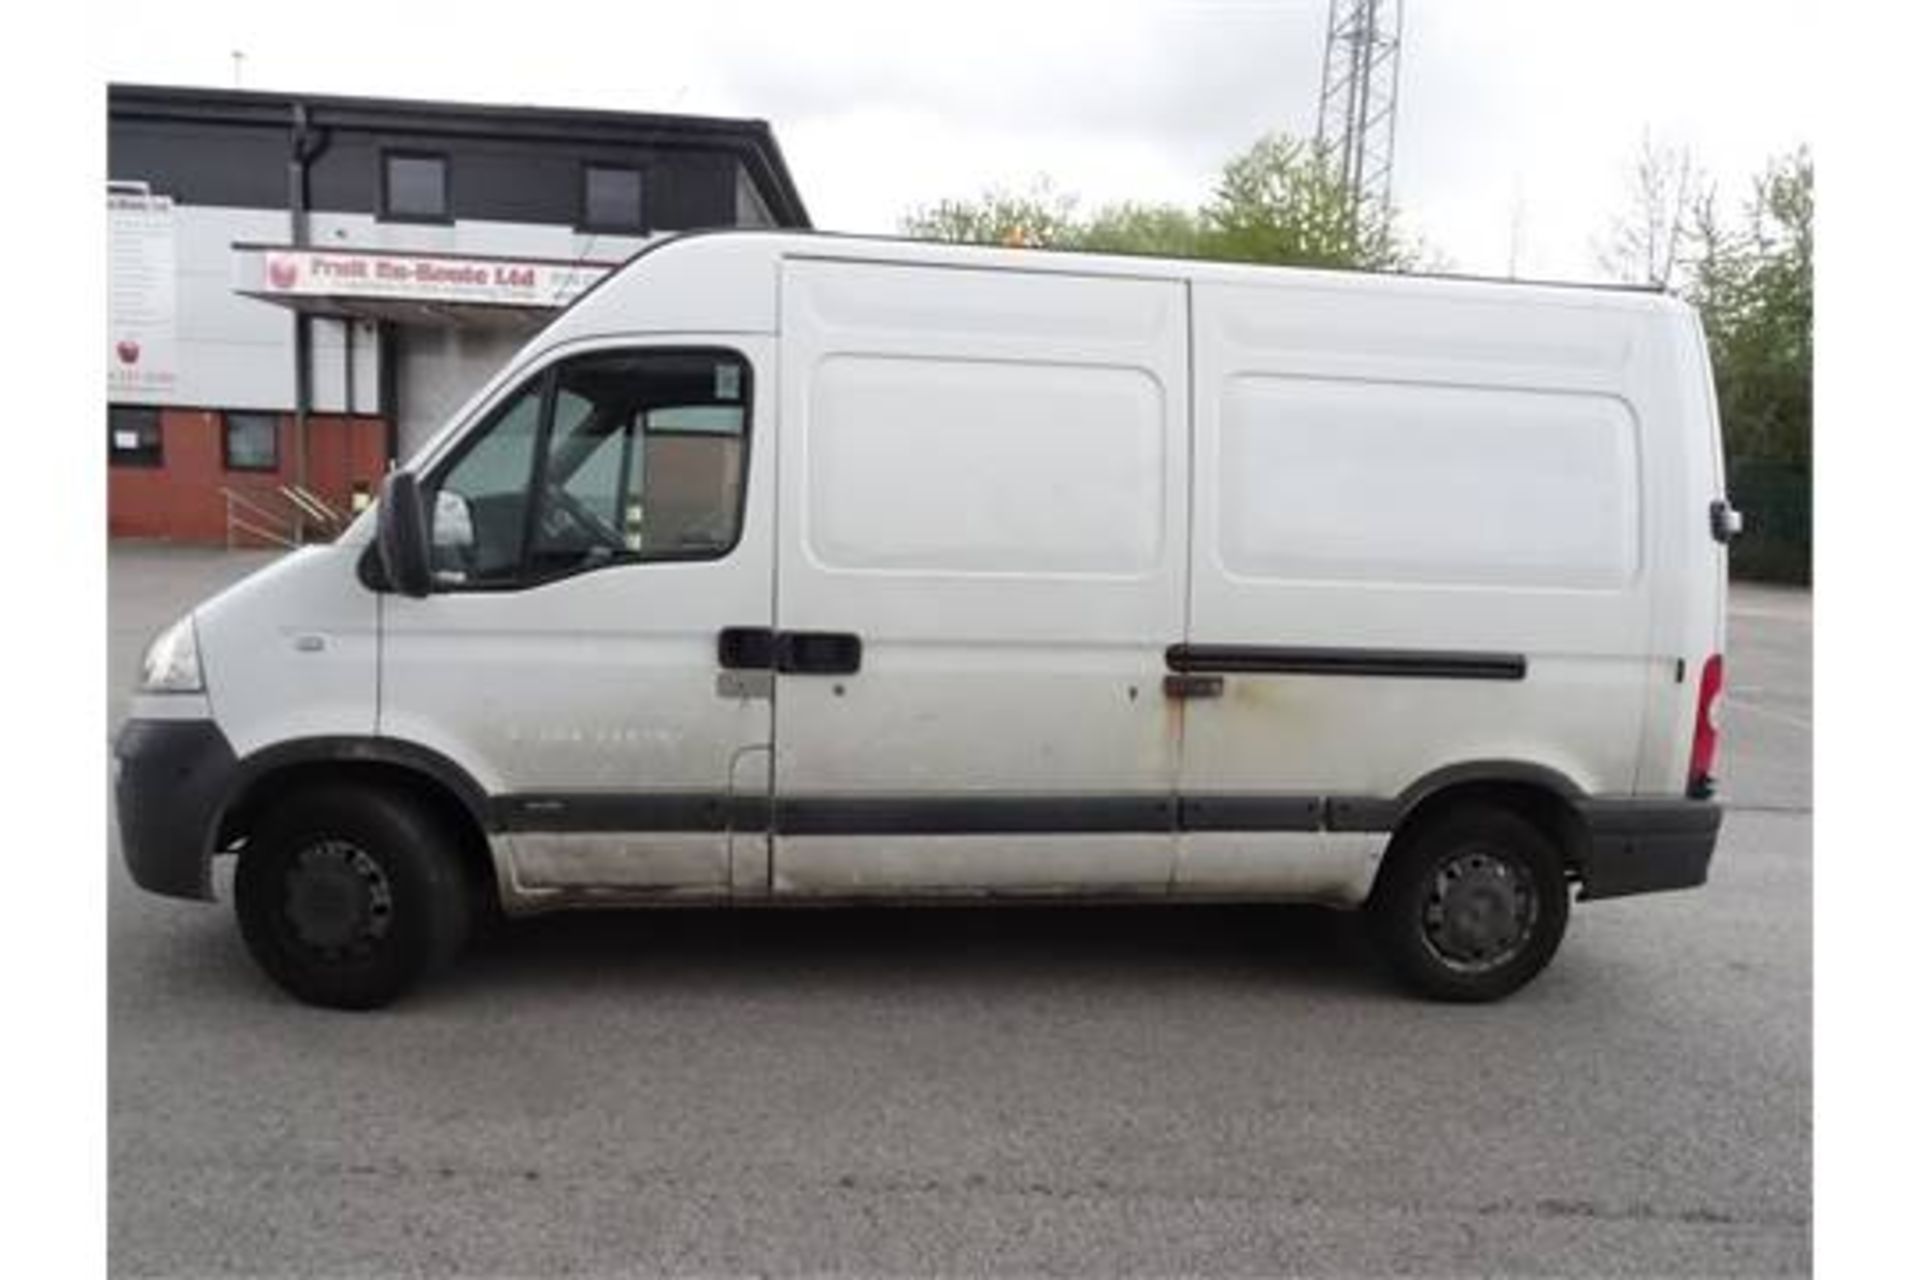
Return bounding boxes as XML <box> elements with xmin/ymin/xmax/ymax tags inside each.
<box><xmin>769</xmin><ymin>258</ymin><xmax>1190</xmax><ymax>895</ymax></box>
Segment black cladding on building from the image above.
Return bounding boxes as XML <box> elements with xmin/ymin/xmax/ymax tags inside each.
<box><xmin>109</xmin><ymin>82</ymin><xmax>811</xmax><ymax>233</ymax></box>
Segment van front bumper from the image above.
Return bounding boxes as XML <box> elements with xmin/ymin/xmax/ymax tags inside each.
<box><xmin>113</xmin><ymin>718</ymin><xmax>238</xmax><ymax>902</ymax></box>
<box><xmin>1576</xmin><ymin>798</ymin><xmax>1721</xmax><ymax>901</ymax></box>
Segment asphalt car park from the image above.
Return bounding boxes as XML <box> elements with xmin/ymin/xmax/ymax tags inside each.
<box><xmin>108</xmin><ymin>544</ymin><xmax>1810</xmax><ymax>1277</ymax></box>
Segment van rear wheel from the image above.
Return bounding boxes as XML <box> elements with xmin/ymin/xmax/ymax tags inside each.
<box><xmin>1366</xmin><ymin>803</ymin><xmax>1569</xmax><ymax>1002</ymax></box>
<box><xmin>235</xmin><ymin>783</ymin><xmax>471</xmax><ymax>1010</ymax></box>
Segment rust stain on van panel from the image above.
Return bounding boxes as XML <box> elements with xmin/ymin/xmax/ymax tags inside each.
<box><xmin>1225</xmin><ymin>675</ymin><xmax>1302</xmax><ymax>711</ymax></box>
<box><xmin>1159</xmin><ymin>676</ymin><xmax>1187</xmax><ymax>741</ymax></box>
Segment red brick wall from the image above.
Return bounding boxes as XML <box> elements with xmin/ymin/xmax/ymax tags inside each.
<box><xmin>306</xmin><ymin>414</ymin><xmax>391</xmax><ymax>516</ymax></box>
<box><xmin>108</xmin><ymin>408</ymin><xmax>389</xmax><ymax>544</ymax></box>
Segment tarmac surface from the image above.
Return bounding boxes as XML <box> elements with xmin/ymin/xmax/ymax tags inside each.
<box><xmin>107</xmin><ymin>544</ymin><xmax>1811</xmax><ymax>1276</ymax></box>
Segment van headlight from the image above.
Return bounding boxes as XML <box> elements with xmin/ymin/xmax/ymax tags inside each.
<box><xmin>140</xmin><ymin>615</ymin><xmax>205</xmax><ymax>693</ymax></box>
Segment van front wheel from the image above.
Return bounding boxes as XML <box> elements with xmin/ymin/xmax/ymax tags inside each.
<box><xmin>235</xmin><ymin>783</ymin><xmax>471</xmax><ymax>1010</ymax></box>
<box><xmin>1366</xmin><ymin>804</ymin><xmax>1569</xmax><ymax>1002</ymax></box>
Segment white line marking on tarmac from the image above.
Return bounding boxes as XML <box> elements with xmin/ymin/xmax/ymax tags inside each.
<box><xmin>1725</xmin><ymin>696</ymin><xmax>1813</xmax><ymax>732</ymax></box>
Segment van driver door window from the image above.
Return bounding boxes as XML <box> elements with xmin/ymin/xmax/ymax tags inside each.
<box><xmin>429</xmin><ymin>351</ymin><xmax>748</xmax><ymax>588</ymax></box>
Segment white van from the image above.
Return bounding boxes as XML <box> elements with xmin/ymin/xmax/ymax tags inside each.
<box><xmin>115</xmin><ymin>231</ymin><xmax>1734</xmax><ymax>1008</ymax></box>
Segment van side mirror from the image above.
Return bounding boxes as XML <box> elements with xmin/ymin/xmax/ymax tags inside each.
<box><xmin>375</xmin><ymin>471</ymin><xmax>433</xmax><ymax>598</ymax></box>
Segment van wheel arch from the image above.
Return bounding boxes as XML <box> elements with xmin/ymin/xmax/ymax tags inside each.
<box><xmin>216</xmin><ymin>744</ymin><xmax>499</xmax><ymax>919</ymax></box>
<box><xmin>1376</xmin><ymin>773</ymin><xmax>1591</xmax><ymax>894</ymax></box>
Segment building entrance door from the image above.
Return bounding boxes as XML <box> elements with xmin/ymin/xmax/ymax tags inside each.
<box><xmin>394</xmin><ymin>322</ymin><xmax>540</xmax><ymax>461</ymax></box>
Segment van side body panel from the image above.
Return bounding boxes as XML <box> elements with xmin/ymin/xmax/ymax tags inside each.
<box><xmin>1179</xmin><ymin>279</ymin><xmax>1674</xmax><ymax>894</ymax></box>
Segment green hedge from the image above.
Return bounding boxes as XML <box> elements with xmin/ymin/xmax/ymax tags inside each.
<box><xmin>1727</xmin><ymin>458</ymin><xmax>1811</xmax><ymax>584</ymax></box>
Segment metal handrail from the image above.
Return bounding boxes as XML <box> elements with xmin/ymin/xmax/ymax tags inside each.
<box><xmin>280</xmin><ymin>484</ymin><xmax>344</xmax><ymax>529</ymax></box>
<box><xmin>222</xmin><ymin>485</ymin><xmax>351</xmax><ymax>549</ymax></box>
<box><xmin>229</xmin><ymin>514</ymin><xmax>297</xmax><ymax>549</ymax></box>
<box><xmin>220</xmin><ymin>487</ymin><xmax>297</xmax><ymax>550</ymax></box>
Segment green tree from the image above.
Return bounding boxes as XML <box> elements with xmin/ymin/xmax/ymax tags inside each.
<box><xmin>1072</xmin><ymin>201</ymin><xmax>1205</xmax><ymax>257</ymax></box>
<box><xmin>1681</xmin><ymin>147</ymin><xmax>1813</xmax><ymax>582</ymax></box>
<box><xmin>899</xmin><ymin>180</ymin><xmax>1079</xmax><ymax>248</ymax></box>
<box><xmin>1595</xmin><ymin>130</ymin><xmax>1702</xmax><ymax>288</ymax></box>
<box><xmin>1199</xmin><ymin>134</ymin><xmax>1414</xmax><ymax>270</ymax></box>
<box><xmin>900</xmin><ymin>132</ymin><xmax>1416</xmax><ymax>270</ymax></box>
<box><xmin>1685</xmin><ymin>148</ymin><xmax>1812</xmax><ymax>467</ymax></box>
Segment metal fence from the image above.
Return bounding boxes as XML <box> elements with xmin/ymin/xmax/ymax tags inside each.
<box><xmin>1728</xmin><ymin>458</ymin><xmax>1811</xmax><ymax>584</ymax></box>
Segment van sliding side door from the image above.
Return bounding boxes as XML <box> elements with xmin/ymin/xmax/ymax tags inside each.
<box><xmin>767</xmin><ymin>259</ymin><xmax>1191</xmax><ymax>895</ymax></box>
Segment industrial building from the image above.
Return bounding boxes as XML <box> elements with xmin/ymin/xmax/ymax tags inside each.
<box><xmin>107</xmin><ymin>83</ymin><xmax>810</xmax><ymax>543</ymax></box>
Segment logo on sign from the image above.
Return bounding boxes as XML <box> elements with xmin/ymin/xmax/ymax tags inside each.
<box><xmin>268</xmin><ymin>257</ymin><xmax>299</xmax><ymax>290</ymax></box>
<box><xmin>116</xmin><ymin>339</ymin><xmax>141</xmax><ymax>366</ymax></box>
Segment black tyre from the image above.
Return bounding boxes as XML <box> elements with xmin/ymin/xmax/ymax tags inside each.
<box><xmin>1366</xmin><ymin>803</ymin><xmax>1569</xmax><ymax>1002</ymax></box>
<box><xmin>235</xmin><ymin>783</ymin><xmax>472</xmax><ymax>1010</ymax></box>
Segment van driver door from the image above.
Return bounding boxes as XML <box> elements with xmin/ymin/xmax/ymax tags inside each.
<box><xmin>377</xmin><ymin>338</ymin><xmax>777</xmax><ymax>904</ymax></box>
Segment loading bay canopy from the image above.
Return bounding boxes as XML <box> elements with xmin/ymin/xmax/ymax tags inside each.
<box><xmin>232</xmin><ymin>242</ymin><xmax>622</xmax><ymax>328</ymax></box>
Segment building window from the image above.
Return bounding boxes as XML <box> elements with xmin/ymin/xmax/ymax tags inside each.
<box><xmin>223</xmin><ymin>412</ymin><xmax>280</xmax><ymax>472</ymax></box>
<box><xmin>582</xmin><ymin>164</ymin><xmax>645</xmax><ymax>232</ymax></box>
<box><xmin>108</xmin><ymin>406</ymin><xmax>163</xmax><ymax>468</ymax></box>
<box><xmin>383</xmin><ymin>152</ymin><xmax>449</xmax><ymax>222</ymax></box>
<box><xmin>735</xmin><ymin>164</ymin><xmax>775</xmax><ymax>228</ymax></box>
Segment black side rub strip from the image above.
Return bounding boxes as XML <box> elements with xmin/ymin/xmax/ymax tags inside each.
<box><xmin>489</xmin><ymin>793</ymin><xmax>1399</xmax><ymax>836</ymax></box>
<box><xmin>1166</xmin><ymin>644</ymin><xmax>1527</xmax><ymax>681</ymax></box>
<box><xmin>778</xmin><ymin>795</ymin><xmax>1175</xmax><ymax>836</ymax></box>
<box><xmin>495</xmin><ymin>794</ymin><xmax>1186</xmax><ymax>836</ymax></box>
<box><xmin>494</xmin><ymin>793</ymin><xmax>735</xmax><ymax>833</ymax></box>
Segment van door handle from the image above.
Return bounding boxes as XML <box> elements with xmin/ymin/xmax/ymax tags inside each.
<box><xmin>718</xmin><ymin>626</ymin><xmax>777</xmax><ymax>670</ymax></box>
<box><xmin>778</xmin><ymin>631</ymin><xmax>863</xmax><ymax>676</ymax></box>
<box><xmin>720</xmin><ymin>628</ymin><xmax>864</xmax><ymax>675</ymax></box>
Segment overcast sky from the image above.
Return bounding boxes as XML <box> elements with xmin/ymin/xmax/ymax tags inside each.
<box><xmin>104</xmin><ymin>0</ymin><xmax>1811</xmax><ymax>280</ymax></box>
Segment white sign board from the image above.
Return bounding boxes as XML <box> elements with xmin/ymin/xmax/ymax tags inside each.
<box><xmin>107</xmin><ymin>189</ymin><xmax>179</xmax><ymax>400</ymax></box>
<box><xmin>251</xmin><ymin>248</ymin><xmax>611</xmax><ymax>309</ymax></box>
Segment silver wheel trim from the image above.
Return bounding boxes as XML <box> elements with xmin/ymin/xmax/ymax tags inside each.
<box><xmin>281</xmin><ymin>838</ymin><xmax>395</xmax><ymax>960</ymax></box>
<box><xmin>1417</xmin><ymin>846</ymin><xmax>1539</xmax><ymax>975</ymax></box>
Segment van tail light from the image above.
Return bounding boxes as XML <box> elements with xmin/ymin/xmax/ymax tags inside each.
<box><xmin>1688</xmin><ymin>654</ymin><xmax>1725</xmax><ymax>799</ymax></box>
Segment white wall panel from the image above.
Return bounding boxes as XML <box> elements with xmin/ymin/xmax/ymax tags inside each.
<box><xmin>164</xmin><ymin>205</ymin><xmax>297</xmax><ymax>410</ymax></box>
<box><xmin>305</xmin><ymin>317</ymin><xmax>383</xmax><ymax>415</ymax></box>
